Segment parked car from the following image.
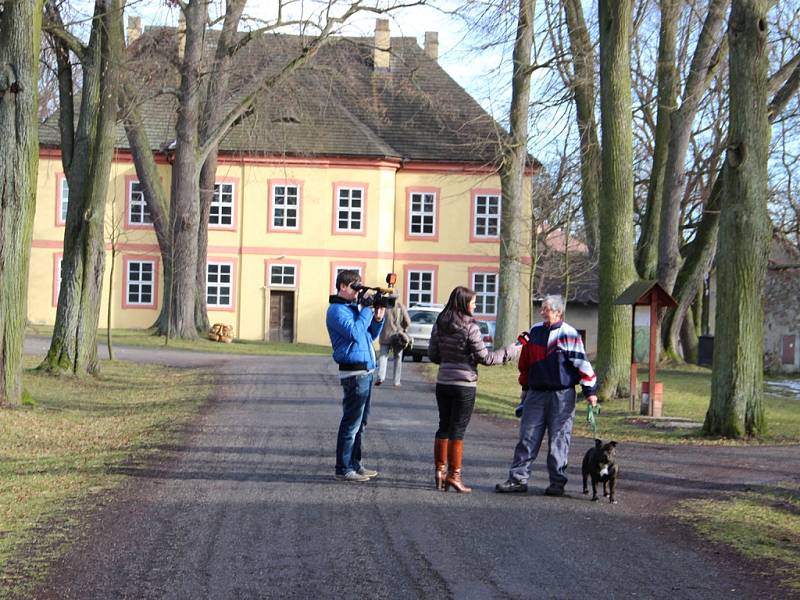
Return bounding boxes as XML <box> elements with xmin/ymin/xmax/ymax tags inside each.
<box><xmin>406</xmin><ymin>304</ymin><xmax>444</xmax><ymax>362</ymax></box>
<box><xmin>477</xmin><ymin>320</ymin><xmax>495</xmax><ymax>350</ymax></box>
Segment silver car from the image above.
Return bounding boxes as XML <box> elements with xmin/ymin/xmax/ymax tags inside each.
<box><xmin>406</xmin><ymin>305</ymin><xmax>443</xmax><ymax>362</ymax></box>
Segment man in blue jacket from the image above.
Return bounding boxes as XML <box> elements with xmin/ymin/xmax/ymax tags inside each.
<box><xmin>327</xmin><ymin>270</ymin><xmax>385</xmax><ymax>482</ymax></box>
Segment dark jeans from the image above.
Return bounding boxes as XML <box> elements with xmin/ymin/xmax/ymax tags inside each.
<box><xmin>335</xmin><ymin>373</ymin><xmax>372</xmax><ymax>475</ymax></box>
<box><xmin>435</xmin><ymin>384</ymin><xmax>476</xmax><ymax>441</ymax></box>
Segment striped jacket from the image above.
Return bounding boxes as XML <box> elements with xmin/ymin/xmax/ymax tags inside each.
<box><xmin>517</xmin><ymin>320</ymin><xmax>597</xmax><ymax>397</ymax></box>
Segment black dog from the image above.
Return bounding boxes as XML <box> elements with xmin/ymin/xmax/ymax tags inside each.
<box><xmin>581</xmin><ymin>439</ymin><xmax>618</xmax><ymax>503</ymax></box>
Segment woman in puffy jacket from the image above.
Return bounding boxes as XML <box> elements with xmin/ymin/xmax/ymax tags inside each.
<box><xmin>428</xmin><ymin>286</ymin><xmax>520</xmax><ymax>493</ymax></box>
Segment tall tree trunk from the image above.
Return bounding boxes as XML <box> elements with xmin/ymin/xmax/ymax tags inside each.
<box><xmin>679</xmin><ymin>304</ymin><xmax>699</xmax><ymax>363</ymax></box>
<box><xmin>635</xmin><ymin>0</ymin><xmax>679</xmax><ymax>279</ymax></box>
<box><xmin>656</xmin><ymin>0</ymin><xmax>729</xmax><ymax>294</ymax></box>
<box><xmin>196</xmin><ymin>156</ymin><xmax>215</xmax><ymax>334</ymax></box>
<box><xmin>496</xmin><ymin>0</ymin><xmax>535</xmax><ymax>348</ymax></box>
<box><xmin>119</xmin><ymin>81</ymin><xmax>172</xmax><ymax>334</ymax></box>
<box><xmin>563</xmin><ymin>0</ymin><xmax>600</xmax><ymax>258</ymax></box>
<box><xmin>162</xmin><ymin>0</ymin><xmax>210</xmax><ymax>340</ymax></box>
<box><xmin>0</xmin><ymin>0</ymin><xmax>42</xmax><ymax>405</ymax></box>
<box><xmin>194</xmin><ymin>0</ymin><xmax>247</xmax><ymax>335</ymax></box>
<box><xmin>663</xmin><ymin>167</ymin><xmax>724</xmax><ymax>359</ymax></box>
<box><xmin>595</xmin><ymin>0</ymin><xmax>636</xmax><ymax>400</ymax></box>
<box><xmin>705</xmin><ymin>0</ymin><xmax>770</xmax><ymax>438</ymax></box>
<box><xmin>42</xmin><ymin>0</ymin><xmax>123</xmax><ymax>374</ymax></box>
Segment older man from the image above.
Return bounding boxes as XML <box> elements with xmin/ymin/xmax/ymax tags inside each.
<box><xmin>495</xmin><ymin>294</ymin><xmax>598</xmax><ymax>496</ymax></box>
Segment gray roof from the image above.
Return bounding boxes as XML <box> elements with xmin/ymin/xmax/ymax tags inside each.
<box><xmin>41</xmin><ymin>28</ymin><xmax>509</xmax><ymax>165</ymax></box>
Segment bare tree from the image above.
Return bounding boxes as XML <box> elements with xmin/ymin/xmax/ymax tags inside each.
<box><xmin>595</xmin><ymin>0</ymin><xmax>636</xmax><ymax>400</ymax></box>
<box><xmin>40</xmin><ymin>0</ymin><xmax>125</xmax><ymax>374</ymax></box>
<box><xmin>495</xmin><ymin>0</ymin><xmax>535</xmax><ymax>347</ymax></box>
<box><xmin>705</xmin><ymin>0</ymin><xmax>770</xmax><ymax>437</ymax></box>
<box><xmin>635</xmin><ymin>0</ymin><xmax>680</xmax><ymax>279</ymax></box>
<box><xmin>0</xmin><ymin>0</ymin><xmax>43</xmax><ymax>405</ymax></box>
<box><xmin>561</xmin><ymin>0</ymin><xmax>600</xmax><ymax>259</ymax></box>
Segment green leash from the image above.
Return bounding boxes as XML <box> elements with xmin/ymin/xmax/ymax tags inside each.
<box><xmin>586</xmin><ymin>403</ymin><xmax>601</xmax><ymax>436</ymax></box>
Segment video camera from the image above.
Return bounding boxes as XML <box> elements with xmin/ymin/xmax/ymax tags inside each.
<box><xmin>351</xmin><ymin>273</ymin><xmax>398</xmax><ymax>309</ymax></box>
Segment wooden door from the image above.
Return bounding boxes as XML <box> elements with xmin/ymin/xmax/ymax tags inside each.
<box><xmin>782</xmin><ymin>334</ymin><xmax>796</xmax><ymax>365</ymax></box>
<box><xmin>269</xmin><ymin>291</ymin><xmax>295</xmax><ymax>342</ymax></box>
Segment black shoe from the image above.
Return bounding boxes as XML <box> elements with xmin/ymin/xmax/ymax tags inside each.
<box><xmin>544</xmin><ymin>485</ymin><xmax>564</xmax><ymax>496</ymax></box>
<box><xmin>495</xmin><ymin>479</ymin><xmax>528</xmax><ymax>493</ymax></box>
<box><xmin>375</xmin><ymin>380</ymin><xmax>383</xmax><ymax>386</ymax></box>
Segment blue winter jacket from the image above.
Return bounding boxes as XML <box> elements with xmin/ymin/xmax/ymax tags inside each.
<box><xmin>326</xmin><ymin>296</ymin><xmax>384</xmax><ymax>369</ymax></box>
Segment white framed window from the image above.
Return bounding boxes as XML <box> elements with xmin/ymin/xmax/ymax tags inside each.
<box><xmin>126</xmin><ymin>260</ymin><xmax>155</xmax><ymax>306</ymax></box>
<box><xmin>472</xmin><ymin>272</ymin><xmax>498</xmax><ymax>315</ymax></box>
<box><xmin>59</xmin><ymin>177</ymin><xmax>69</xmax><ymax>224</ymax></box>
<box><xmin>128</xmin><ymin>180</ymin><xmax>152</xmax><ymax>225</ymax></box>
<box><xmin>210</xmin><ymin>182</ymin><xmax>234</xmax><ymax>227</ymax></box>
<box><xmin>207</xmin><ymin>262</ymin><xmax>233</xmax><ymax>307</ymax></box>
<box><xmin>408</xmin><ymin>270</ymin><xmax>435</xmax><ymax>305</ymax></box>
<box><xmin>335</xmin><ymin>187</ymin><xmax>364</xmax><ymax>232</ymax></box>
<box><xmin>409</xmin><ymin>191</ymin><xmax>436</xmax><ymax>236</ymax></box>
<box><xmin>271</xmin><ymin>184</ymin><xmax>300</xmax><ymax>230</ymax></box>
<box><xmin>332</xmin><ymin>264</ymin><xmax>365</xmax><ymax>293</ymax></box>
<box><xmin>269</xmin><ymin>264</ymin><xmax>296</xmax><ymax>287</ymax></box>
<box><xmin>474</xmin><ymin>194</ymin><xmax>501</xmax><ymax>238</ymax></box>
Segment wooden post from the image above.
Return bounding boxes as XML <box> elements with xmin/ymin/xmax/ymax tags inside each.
<box><xmin>629</xmin><ymin>305</ymin><xmax>637</xmax><ymax>412</ymax></box>
<box><xmin>648</xmin><ymin>294</ymin><xmax>658</xmax><ymax>417</ymax></box>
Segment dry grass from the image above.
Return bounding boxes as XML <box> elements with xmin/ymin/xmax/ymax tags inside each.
<box><xmin>0</xmin><ymin>357</ymin><xmax>213</xmax><ymax>596</ymax></box>
<box><xmin>675</xmin><ymin>481</ymin><xmax>800</xmax><ymax>591</ymax></box>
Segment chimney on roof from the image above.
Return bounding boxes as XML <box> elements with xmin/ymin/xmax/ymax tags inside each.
<box><xmin>374</xmin><ymin>19</ymin><xmax>390</xmax><ymax>71</ymax></box>
<box><xmin>424</xmin><ymin>31</ymin><xmax>438</xmax><ymax>61</ymax></box>
<box><xmin>127</xmin><ymin>16</ymin><xmax>142</xmax><ymax>45</ymax></box>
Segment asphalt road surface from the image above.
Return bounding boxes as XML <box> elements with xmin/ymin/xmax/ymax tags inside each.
<box><xmin>25</xmin><ymin>344</ymin><xmax>800</xmax><ymax>599</ymax></box>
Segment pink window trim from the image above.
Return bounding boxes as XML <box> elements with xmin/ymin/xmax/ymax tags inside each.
<box><xmin>403</xmin><ymin>263</ymin><xmax>439</xmax><ymax>306</ymax></box>
<box><xmin>468</xmin><ymin>266</ymin><xmax>500</xmax><ymax>319</ymax></box>
<box><xmin>208</xmin><ymin>177</ymin><xmax>239</xmax><ymax>232</ymax></box>
<box><xmin>52</xmin><ymin>253</ymin><xmax>64</xmax><ymax>307</ymax></box>
<box><xmin>122</xmin><ymin>255</ymin><xmax>160</xmax><ymax>309</ymax></box>
<box><xmin>268</xmin><ymin>179</ymin><xmax>304</xmax><ymax>234</ymax></box>
<box><xmin>124</xmin><ymin>175</ymin><xmax>153</xmax><ymax>230</ymax></box>
<box><xmin>404</xmin><ymin>187</ymin><xmax>441</xmax><ymax>241</ymax></box>
<box><xmin>206</xmin><ymin>256</ymin><xmax>238</xmax><ymax>313</ymax></box>
<box><xmin>469</xmin><ymin>188</ymin><xmax>502</xmax><ymax>243</ymax></box>
<box><xmin>55</xmin><ymin>173</ymin><xmax>68</xmax><ymax>227</ymax></box>
<box><xmin>330</xmin><ymin>261</ymin><xmax>367</xmax><ymax>294</ymax></box>
<box><xmin>265</xmin><ymin>258</ymin><xmax>301</xmax><ymax>288</ymax></box>
<box><xmin>331</xmin><ymin>182</ymin><xmax>368</xmax><ymax>237</ymax></box>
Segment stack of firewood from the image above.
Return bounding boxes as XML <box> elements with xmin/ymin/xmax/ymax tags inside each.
<box><xmin>208</xmin><ymin>323</ymin><xmax>233</xmax><ymax>343</ymax></box>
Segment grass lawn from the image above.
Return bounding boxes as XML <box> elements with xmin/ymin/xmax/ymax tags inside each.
<box><xmin>0</xmin><ymin>357</ymin><xmax>213</xmax><ymax>597</ymax></box>
<box><xmin>26</xmin><ymin>325</ymin><xmax>329</xmax><ymax>357</ymax></box>
<box><xmin>675</xmin><ymin>481</ymin><xmax>800</xmax><ymax>591</ymax></box>
<box><xmin>463</xmin><ymin>362</ymin><xmax>800</xmax><ymax>444</ymax></box>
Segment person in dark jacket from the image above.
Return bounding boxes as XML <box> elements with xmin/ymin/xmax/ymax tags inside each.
<box><xmin>428</xmin><ymin>286</ymin><xmax>519</xmax><ymax>493</ymax></box>
<box><xmin>495</xmin><ymin>294</ymin><xmax>598</xmax><ymax>496</ymax></box>
<box><xmin>326</xmin><ymin>269</ymin><xmax>385</xmax><ymax>483</ymax></box>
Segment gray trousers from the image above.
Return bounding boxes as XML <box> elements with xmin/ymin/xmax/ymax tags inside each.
<box><xmin>377</xmin><ymin>343</ymin><xmax>403</xmax><ymax>385</ymax></box>
<box><xmin>508</xmin><ymin>388</ymin><xmax>576</xmax><ymax>488</ymax></box>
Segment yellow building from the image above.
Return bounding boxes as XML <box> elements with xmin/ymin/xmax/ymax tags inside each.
<box><xmin>28</xmin><ymin>21</ymin><xmax>534</xmax><ymax>346</ymax></box>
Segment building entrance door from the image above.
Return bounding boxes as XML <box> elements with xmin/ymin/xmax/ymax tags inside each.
<box><xmin>269</xmin><ymin>290</ymin><xmax>295</xmax><ymax>342</ymax></box>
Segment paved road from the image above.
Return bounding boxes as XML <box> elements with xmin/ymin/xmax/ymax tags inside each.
<box><xmin>25</xmin><ymin>345</ymin><xmax>800</xmax><ymax>599</ymax></box>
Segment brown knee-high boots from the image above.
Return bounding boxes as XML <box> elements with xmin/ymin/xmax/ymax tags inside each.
<box><xmin>444</xmin><ymin>439</ymin><xmax>471</xmax><ymax>493</ymax></box>
<box><xmin>434</xmin><ymin>438</ymin><xmax>448</xmax><ymax>490</ymax></box>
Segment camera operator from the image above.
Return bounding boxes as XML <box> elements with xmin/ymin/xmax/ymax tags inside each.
<box><xmin>326</xmin><ymin>270</ymin><xmax>385</xmax><ymax>483</ymax></box>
